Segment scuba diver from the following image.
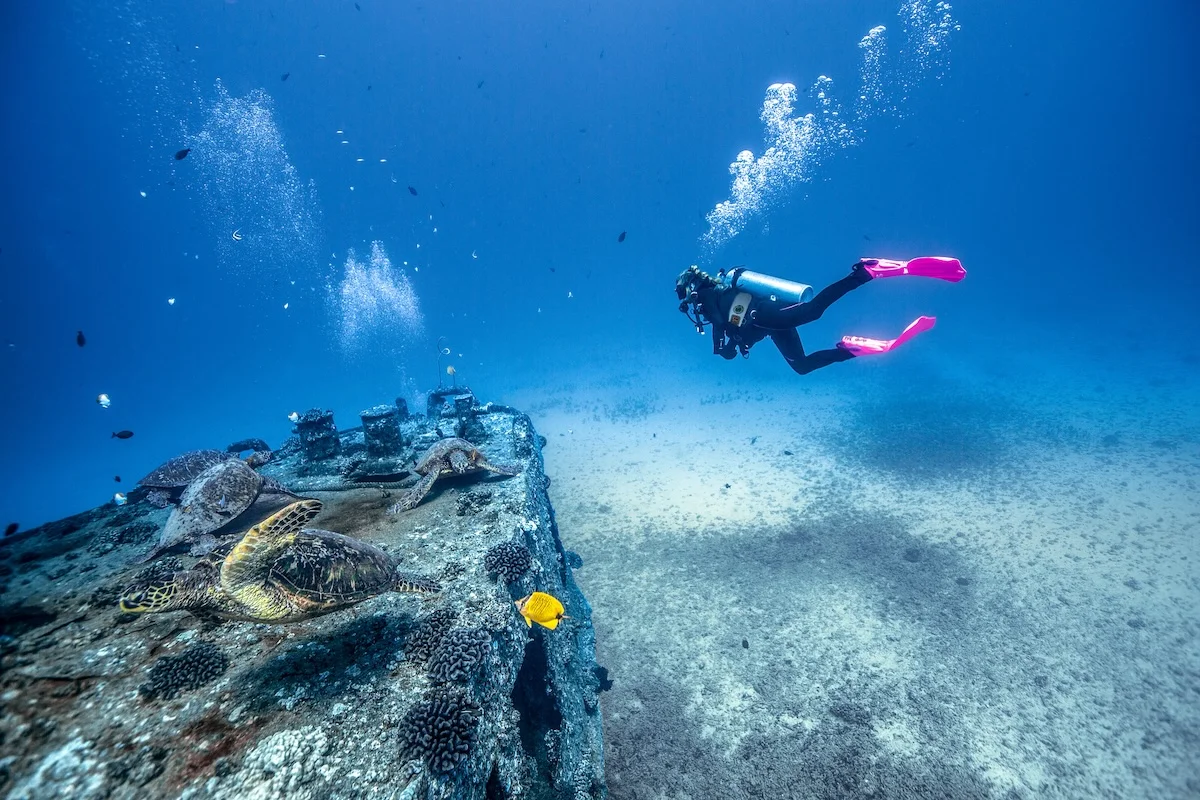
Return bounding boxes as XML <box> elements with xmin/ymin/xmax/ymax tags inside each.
<box><xmin>675</xmin><ymin>257</ymin><xmax>966</xmax><ymax>375</ymax></box>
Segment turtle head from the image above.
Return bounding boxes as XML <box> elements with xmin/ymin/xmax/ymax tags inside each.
<box><xmin>119</xmin><ymin>570</ymin><xmax>208</xmax><ymax>614</ymax></box>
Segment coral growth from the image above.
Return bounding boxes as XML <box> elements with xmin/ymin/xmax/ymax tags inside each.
<box><xmin>398</xmin><ymin>689</ymin><xmax>481</xmax><ymax>773</ymax></box>
<box><xmin>484</xmin><ymin>541</ymin><xmax>532</xmax><ymax>583</ymax></box>
<box><xmin>139</xmin><ymin>642</ymin><xmax>229</xmax><ymax>701</ymax></box>
<box><xmin>428</xmin><ymin>627</ymin><xmax>491</xmax><ymax>684</ymax></box>
<box><xmin>405</xmin><ymin>607</ymin><xmax>457</xmax><ymax>663</ymax></box>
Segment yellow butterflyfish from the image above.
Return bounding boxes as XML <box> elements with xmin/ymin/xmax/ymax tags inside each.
<box><xmin>515</xmin><ymin>591</ymin><xmax>568</xmax><ymax>630</ymax></box>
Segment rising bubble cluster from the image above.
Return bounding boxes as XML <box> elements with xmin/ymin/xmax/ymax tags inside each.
<box><xmin>333</xmin><ymin>241</ymin><xmax>425</xmax><ymax>355</ymax></box>
<box><xmin>701</xmin><ymin>0</ymin><xmax>960</xmax><ymax>256</ymax></box>
<box><xmin>187</xmin><ymin>81</ymin><xmax>322</xmax><ymax>288</ymax></box>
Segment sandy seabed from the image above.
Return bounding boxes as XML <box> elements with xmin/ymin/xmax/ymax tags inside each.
<box><xmin>503</xmin><ymin>342</ymin><xmax>1200</xmax><ymax>800</ymax></box>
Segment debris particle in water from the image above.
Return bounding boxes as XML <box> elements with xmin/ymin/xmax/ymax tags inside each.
<box><xmin>76</xmin><ymin>330</ymin><xmax>86</xmax><ymax>347</ymax></box>
<box><xmin>114</xmin><ymin>492</ymin><xmax>127</xmax><ymax>506</ymax></box>
<box><xmin>167</xmin><ymin>298</ymin><xmax>175</xmax><ymax>305</ymax></box>
<box><xmin>617</xmin><ymin>231</ymin><xmax>626</xmax><ymax>243</ymax></box>
<box><xmin>112</xmin><ymin>430</ymin><xmax>134</xmax><ymax>439</ymax></box>
<box><xmin>174</xmin><ymin>148</ymin><xmax>191</xmax><ymax>160</ymax></box>
<box><xmin>477</xmin><ymin>80</ymin><xmax>484</xmax><ymax>89</ymax></box>
<box><xmin>408</xmin><ymin>186</ymin><xmax>418</xmax><ymax>196</ymax></box>
<box><xmin>97</xmin><ymin>393</ymin><xmax>111</xmax><ymax>408</ymax></box>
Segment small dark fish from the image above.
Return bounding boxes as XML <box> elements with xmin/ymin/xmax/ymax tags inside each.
<box><xmin>862</xmin><ymin>234</ymin><xmax>871</xmax><ymax>241</ymax></box>
<box><xmin>783</xmin><ymin>449</ymin><xmax>793</xmax><ymax>456</ymax></box>
<box><xmin>112</xmin><ymin>430</ymin><xmax>134</xmax><ymax>439</ymax></box>
<box><xmin>174</xmin><ymin>148</ymin><xmax>191</xmax><ymax>160</ymax></box>
<box><xmin>281</xmin><ymin>72</ymin><xmax>290</xmax><ymax>81</ymax></box>
<box><xmin>175</xmin><ymin>44</ymin><xmax>180</xmax><ymax>52</ymax></box>
<box><xmin>477</xmin><ymin>79</ymin><xmax>484</xmax><ymax>89</ymax></box>
<box><xmin>4</xmin><ymin>522</ymin><xmax>17</xmax><ymax>537</ymax></box>
<box><xmin>76</xmin><ymin>330</ymin><xmax>86</xmax><ymax>347</ymax></box>
<box><xmin>549</xmin><ymin>267</ymin><xmax>556</xmax><ymax>273</ymax></box>
<box><xmin>114</xmin><ymin>475</ymin><xmax>122</xmax><ymax>483</ymax></box>
<box><xmin>355</xmin><ymin>2</ymin><xmax>361</xmax><ymax>8</ymax></box>
<box><xmin>617</xmin><ymin>231</ymin><xmax>626</xmax><ymax>243</ymax></box>
<box><xmin>408</xmin><ymin>186</ymin><xmax>418</xmax><ymax>196</ymax></box>
<box><xmin>367</xmin><ymin>84</ymin><xmax>372</xmax><ymax>91</ymax></box>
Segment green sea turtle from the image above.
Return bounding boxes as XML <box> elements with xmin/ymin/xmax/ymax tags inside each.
<box><xmin>141</xmin><ymin>459</ymin><xmax>299</xmax><ymax>561</ymax></box>
<box><xmin>392</xmin><ymin>438</ymin><xmax>521</xmax><ymax>512</ymax></box>
<box><xmin>137</xmin><ymin>449</ymin><xmax>237</xmax><ymax>508</ymax></box>
<box><xmin>119</xmin><ymin>499</ymin><xmax>440</xmax><ymax>623</ymax></box>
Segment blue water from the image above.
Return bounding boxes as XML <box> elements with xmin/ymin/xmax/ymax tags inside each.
<box><xmin>1</xmin><ymin>0</ymin><xmax>1197</xmax><ymax>529</ymax></box>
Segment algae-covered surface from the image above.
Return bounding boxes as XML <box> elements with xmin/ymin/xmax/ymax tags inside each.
<box><xmin>0</xmin><ymin>404</ymin><xmax>606</xmax><ymax>800</ymax></box>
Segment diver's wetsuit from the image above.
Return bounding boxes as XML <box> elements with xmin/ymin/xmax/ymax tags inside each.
<box><xmin>697</xmin><ymin>267</ymin><xmax>871</xmax><ymax>375</ymax></box>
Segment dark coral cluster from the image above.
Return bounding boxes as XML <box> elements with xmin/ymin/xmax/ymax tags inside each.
<box><xmin>139</xmin><ymin>642</ymin><xmax>229</xmax><ymax>701</ymax></box>
<box><xmin>398</xmin><ymin>688</ymin><xmax>481</xmax><ymax>773</ymax></box>
<box><xmin>484</xmin><ymin>541</ymin><xmax>531</xmax><ymax>583</ymax></box>
<box><xmin>405</xmin><ymin>607</ymin><xmax>458</xmax><ymax>663</ymax></box>
<box><xmin>428</xmin><ymin>627</ymin><xmax>491</xmax><ymax>684</ymax></box>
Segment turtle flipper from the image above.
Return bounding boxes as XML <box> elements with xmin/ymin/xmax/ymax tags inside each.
<box><xmin>221</xmin><ymin>499</ymin><xmax>323</xmax><ymax>596</ymax></box>
<box><xmin>397</xmin><ymin>470</ymin><xmax>439</xmax><ymax>511</ymax></box>
<box><xmin>477</xmin><ymin>458</ymin><xmax>521</xmax><ymax>478</ymax></box>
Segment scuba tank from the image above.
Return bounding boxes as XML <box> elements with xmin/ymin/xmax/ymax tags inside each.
<box><xmin>719</xmin><ymin>268</ymin><xmax>813</xmax><ymax>326</ymax></box>
<box><xmin>730</xmin><ymin>269</ymin><xmax>813</xmax><ymax>307</ymax></box>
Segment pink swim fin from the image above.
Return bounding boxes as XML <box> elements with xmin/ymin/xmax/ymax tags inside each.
<box><xmin>838</xmin><ymin>316</ymin><xmax>937</xmax><ymax>356</ymax></box>
<box><xmin>861</xmin><ymin>256</ymin><xmax>966</xmax><ymax>282</ymax></box>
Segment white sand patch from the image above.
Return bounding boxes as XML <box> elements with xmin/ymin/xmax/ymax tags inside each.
<box><xmin>505</xmin><ymin>346</ymin><xmax>1200</xmax><ymax>798</ymax></box>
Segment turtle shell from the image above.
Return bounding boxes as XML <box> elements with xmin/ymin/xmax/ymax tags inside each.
<box><xmin>138</xmin><ymin>449</ymin><xmax>236</xmax><ymax>489</ymax></box>
<box><xmin>266</xmin><ymin>529</ymin><xmax>395</xmax><ymax>605</ymax></box>
<box><xmin>414</xmin><ymin>438</ymin><xmax>476</xmax><ymax>474</ymax></box>
<box><xmin>154</xmin><ymin>460</ymin><xmax>263</xmax><ymax>553</ymax></box>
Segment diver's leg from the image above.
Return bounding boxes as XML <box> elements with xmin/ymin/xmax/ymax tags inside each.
<box><xmin>759</xmin><ymin>265</ymin><xmax>872</xmax><ymax>328</ymax></box>
<box><xmin>770</xmin><ymin>329</ymin><xmax>854</xmax><ymax>375</ymax></box>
